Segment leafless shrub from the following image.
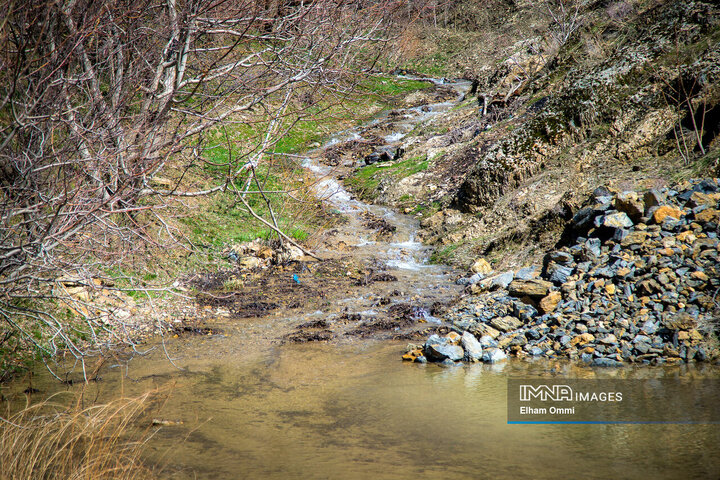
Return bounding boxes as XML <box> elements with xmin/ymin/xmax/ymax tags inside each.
<box><xmin>0</xmin><ymin>0</ymin><xmax>396</xmax><ymax>375</ymax></box>
<box><xmin>537</xmin><ymin>0</ymin><xmax>583</xmax><ymax>46</ymax></box>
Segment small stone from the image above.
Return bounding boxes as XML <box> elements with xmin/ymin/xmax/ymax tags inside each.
<box><xmin>471</xmin><ymin>258</ymin><xmax>493</xmax><ymax>275</ymax></box>
<box><xmin>605</xmin><ymin>284</ymin><xmax>616</xmax><ymax>295</ymax></box>
<box><xmin>547</xmin><ymin>263</ymin><xmax>573</xmax><ymax>284</ymax></box>
<box><xmin>662</xmin><ymin>313</ymin><xmax>696</xmax><ymax>331</ymax></box>
<box><xmin>425</xmin><ymin>342</ymin><xmax>464</xmax><ymax>362</ymax></box>
<box><xmin>570</xmin><ymin>333</ymin><xmax>595</xmax><ymax>346</ymax></box>
<box><xmin>549</xmin><ymin>251</ymin><xmax>574</xmax><ymax>266</ymax></box>
<box><xmin>687</xmin><ymin>191</ymin><xmax>720</xmax><ymax>207</ymax></box>
<box><xmin>598</xmin><ymin>334</ymin><xmax>618</xmax><ymax>345</ymax></box>
<box><xmin>402</xmin><ymin>348</ymin><xmax>424</xmax><ymax>361</ymax></box>
<box><xmin>676</xmin><ymin>231</ymin><xmax>697</xmax><ymax>243</ymax></box>
<box><xmin>652</xmin><ymin>206</ymin><xmax>682</xmax><ymax>224</ymax></box>
<box><xmin>479</xmin><ymin>335</ymin><xmax>498</xmax><ymax>348</ymax></box>
<box><xmin>592</xmin><ymin>357</ymin><xmax>624</xmax><ymax>367</ymax></box>
<box><xmin>614</xmin><ymin>191</ymin><xmax>644</xmax><ymax>222</ymax></box>
<box><xmin>490</xmin><ymin>315</ymin><xmax>524</xmax><ymax>332</ymax></box>
<box><xmin>690</xmin><ymin>271</ymin><xmax>709</xmax><ymax>281</ymax></box>
<box><xmin>491</xmin><ymin>271</ymin><xmax>515</xmax><ymax>289</ymax></box>
<box><xmin>621</xmin><ymin>231</ymin><xmax>648</xmax><ymax>247</ymax></box>
<box><xmin>603</xmin><ymin>212</ymin><xmax>634</xmax><ymax>229</ymax></box>
<box><xmin>446</xmin><ymin>331</ymin><xmax>461</xmax><ymax>344</ymax></box>
<box><xmin>643</xmin><ymin>190</ymin><xmax>666</xmax><ymax>211</ymax></box>
<box><xmin>482</xmin><ymin>348</ymin><xmax>508</xmax><ymax>363</ymax></box>
<box><xmin>508</xmin><ymin>279</ymin><xmax>553</xmax><ymax>298</ymax></box>
<box><xmin>539</xmin><ymin>291</ymin><xmax>562</xmax><ymax>314</ymax></box>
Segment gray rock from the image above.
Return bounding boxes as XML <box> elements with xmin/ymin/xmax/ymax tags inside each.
<box><xmin>461</xmin><ymin>332</ymin><xmax>483</xmax><ymax>362</ymax></box>
<box><xmin>603</xmin><ymin>212</ymin><xmax>634</xmax><ymax>229</ymax></box>
<box><xmin>529</xmin><ymin>346</ymin><xmax>544</xmax><ymax>356</ymax></box>
<box><xmin>547</xmin><ymin>263</ymin><xmax>573</xmax><ymax>284</ymax></box>
<box><xmin>643</xmin><ymin>189</ymin><xmax>666</xmax><ymax>212</ymax></box>
<box><xmin>492</xmin><ymin>271</ymin><xmax>515</xmax><ymax>288</ymax></box>
<box><xmin>585</xmin><ymin>238</ymin><xmax>602</xmax><ymax>258</ymax></box>
<box><xmin>481</xmin><ymin>348</ymin><xmax>507</xmax><ymax>363</ymax></box>
<box><xmin>425</xmin><ymin>342</ymin><xmax>464</xmax><ymax>362</ymax></box>
<box><xmin>592</xmin><ymin>357</ymin><xmax>624</xmax><ymax>367</ymax></box>
<box><xmin>479</xmin><ymin>335</ymin><xmax>498</xmax><ymax>348</ymax></box>
<box><xmin>549</xmin><ymin>251</ymin><xmax>574</xmax><ymax>266</ymax></box>
<box><xmin>598</xmin><ymin>334</ymin><xmax>618</xmax><ymax>345</ymax></box>
<box><xmin>514</xmin><ymin>267</ymin><xmax>537</xmax><ymax>281</ymax></box>
<box><xmin>641</xmin><ymin>320</ymin><xmax>658</xmax><ymax>335</ymax></box>
<box><xmin>468</xmin><ymin>273</ymin><xmax>484</xmax><ymax>285</ymax></box>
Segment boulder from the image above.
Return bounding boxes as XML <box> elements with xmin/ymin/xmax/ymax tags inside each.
<box><xmin>461</xmin><ymin>332</ymin><xmax>483</xmax><ymax>362</ymax></box>
<box><xmin>424</xmin><ymin>337</ymin><xmax>464</xmax><ymax>362</ymax></box>
<box><xmin>481</xmin><ymin>348</ymin><xmax>508</xmax><ymax>363</ymax></box>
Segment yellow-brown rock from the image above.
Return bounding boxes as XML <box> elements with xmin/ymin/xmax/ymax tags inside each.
<box><xmin>652</xmin><ymin>206</ymin><xmax>682</xmax><ymax>224</ymax></box>
<box><xmin>539</xmin><ymin>291</ymin><xmax>562</xmax><ymax>314</ymax></box>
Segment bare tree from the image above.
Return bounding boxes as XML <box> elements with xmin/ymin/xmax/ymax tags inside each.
<box><xmin>0</xmin><ymin>0</ymin><xmax>395</xmax><ymax>377</ymax></box>
<box><xmin>539</xmin><ymin>0</ymin><xmax>583</xmax><ymax>46</ymax></box>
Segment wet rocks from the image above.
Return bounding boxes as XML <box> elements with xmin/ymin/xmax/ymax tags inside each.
<box><xmin>364</xmin><ymin>146</ymin><xmax>404</xmax><ymax>165</ymax></box>
<box><xmin>415</xmin><ymin>179</ymin><xmax>720</xmax><ymax>367</ymax></box>
<box><xmin>461</xmin><ymin>331</ymin><xmax>484</xmax><ymax>362</ymax></box>
<box><xmin>424</xmin><ymin>335</ymin><xmax>464</xmax><ymax>362</ymax></box>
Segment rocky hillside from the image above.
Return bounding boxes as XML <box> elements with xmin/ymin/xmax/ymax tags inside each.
<box><xmin>353</xmin><ymin>0</ymin><xmax>720</xmax><ymax>271</ymax></box>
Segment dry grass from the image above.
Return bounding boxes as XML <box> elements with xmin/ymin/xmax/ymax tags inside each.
<box><xmin>0</xmin><ymin>391</ymin><xmax>159</xmax><ymax>480</ymax></box>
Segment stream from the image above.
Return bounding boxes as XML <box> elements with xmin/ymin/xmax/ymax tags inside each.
<box><xmin>7</xmin><ymin>78</ymin><xmax>720</xmax><ymax>479</ymax></box>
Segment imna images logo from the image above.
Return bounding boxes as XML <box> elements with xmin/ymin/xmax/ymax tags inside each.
<box><xmin>519</xmin><ymin>384</ymin><xmax>573</xmax><ymax>402</ymax></box>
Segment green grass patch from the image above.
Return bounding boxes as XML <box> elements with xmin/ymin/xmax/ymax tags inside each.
<box><xmin>345</xmin><ymin>155</ymin><xmax>431</xmax><ymax>200</ymax></box>
<box><xmin>429</xmin><ymin>244</ymin><xmax>460</xmax><ymax>264</ymax></box>
<box><xmin>360</xmin><ymin>75</ymin><xmax>433</xmax><ymax>96</ymax></box>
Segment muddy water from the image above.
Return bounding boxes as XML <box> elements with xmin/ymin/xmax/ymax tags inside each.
<box><xmin>10</xmin><ymin>78</ymin><xmax>720</xmax><ymax>479</ymax></box>
<box><xmin>22</xmin><ymin>340</ymin><xmax>720</xmax><ymax>479</ymax></box>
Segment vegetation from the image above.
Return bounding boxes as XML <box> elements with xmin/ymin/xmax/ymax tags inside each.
<box><xmin>345</xmin><ymin>155</ymin><xmax>431</xmax><ymax>200</ymax></box>
<box><xmin>0</xmin><ymin>0</ymin><xmax>403</xmax><ymax>378</ymax></box>
<box><xmin>0</xmin><ymin>390</ymin><xmax>159</xmax><ymax>479</ymax></box>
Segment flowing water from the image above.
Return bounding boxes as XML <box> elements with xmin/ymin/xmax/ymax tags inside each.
<box><xmin>7</xmin><ymin>78</ymin><xmax>720</xmax><ymax>479</ymax></box>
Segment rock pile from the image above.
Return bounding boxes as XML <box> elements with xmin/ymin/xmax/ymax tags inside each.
<box><xmin>225</xmin><ymin>239</ymin><xmax>305</xmax><ymax>269</ymax></box>
<box><xmin>409</xmin><ymin>179</ymin><xmax>720</xmax><ymax>366</ymax></box>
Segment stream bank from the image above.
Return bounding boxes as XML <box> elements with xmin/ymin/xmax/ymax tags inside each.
<box><xmin>3</xmin><ymin>75</ymin><xmax>720</xmax><ymax>480</ymax></box>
